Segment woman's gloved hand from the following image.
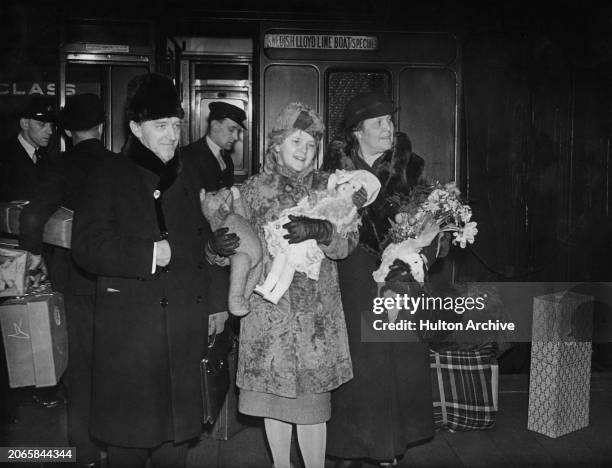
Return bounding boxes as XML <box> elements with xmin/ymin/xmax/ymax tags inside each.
<box><xmin>282</xmin><ymin>215</ymin><xmax>333</xmax><ymax>245</ymax></box>
<box><xmin>437</xmin><ymin>232</ymin><xmax>451</xmax><ymax>258</ymax></box>
<box><xmin>208</xmin><ymin>227</ymin><xmax>240</xmax><ymax>257</ymax></box>
<box><xmin>385</xmin><ymin>259</ymin><xmax>415</xmax><ymax>283</ymax></box>
<box><xmin>352</xmin><ymin>186</ymin><xmax>368</xmax><ymax>208</ymax></box>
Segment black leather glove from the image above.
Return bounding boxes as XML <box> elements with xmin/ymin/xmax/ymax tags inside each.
<box><xmin>437</xmin><ymin>232</ymin><xmax>451</xmax><ymax>258</ymax></box>
<box><xmin>208</xmin><ymin>227</ymin><xmax>240</xmax><ymax>257</ymax></box>
<box><xmin>282</xmin><ymin>215</ymin><xmax>333</xmax><ymax>245</ymax></box>
<box><xmin>385</xmin><ymin>259</ymin><xmax>414</xmax><ymax>283</ymax></box>
<box><xmin>352</xmin><ymin>186</ymin><xmax>368</xmax><ymax>208</ymax></box>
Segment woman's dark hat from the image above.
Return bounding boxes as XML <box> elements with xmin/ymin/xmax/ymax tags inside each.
<box><xmin>209</xmin><ymin>102</ymin><xmax>247</xmax><ymax>129</ymax></box>
<box><xmin>21</xmin><ymin>96</ymin><xmax>56</xmax><ymax>123</ymax></box>
<box><xmin>125</xmin><ymin>73</ymin><xmax>184</xmax><ymax>123</ymax></box>
<box><xmin>343</xmin><ymin>91</ymin><xmax>397</xmax><ymax>130</ymax></box>
<box><xmin>60</xmin><ymin>93</ymin><xmax>105</xmax><ymax>131</ymax></box>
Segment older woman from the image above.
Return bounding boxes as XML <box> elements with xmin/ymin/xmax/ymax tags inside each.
<box><xmin>322</xmin><ymin>92</ymin><xmax>445</xmax><ymax>467</ymax></box>
<box><xmin>236</xmin><ymin>102</ymin><xmax>354</xmax><ymax>468</ymax></box>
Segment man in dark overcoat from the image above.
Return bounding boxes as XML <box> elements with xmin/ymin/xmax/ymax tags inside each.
<box><xmin>72</xmin><ymin>73</ymin><xmax>213</xmax><ymax>467</ymax></box>
<box><xmin>181</xmin><ymin>101</ymin><xmax>245</xmax><ymax>332</ymax></box>
<box><xmin>0</xmin><ymin>96</ymin><xmax>56</xmax><ymax>202</ymax></box>
<box><xmin>19</xmin><ymin>93</ymin><xmax>112</xmax><ymax>467</ymax></box>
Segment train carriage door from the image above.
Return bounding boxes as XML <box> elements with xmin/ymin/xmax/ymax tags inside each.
<box><xmin>60</xmin><ymin>19</ymin><xmax>155</xmax><ymax>152</ymax></box>
<box><xmin>169</xmin><ymin>37</ymin><xmax>253</xmax><ymax>183</ymax></box>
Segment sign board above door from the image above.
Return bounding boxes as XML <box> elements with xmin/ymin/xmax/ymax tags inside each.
<box><xmin>264</xmin><ymin>34</ymin><xmax>378</xmax><ymax>50</ymax></box>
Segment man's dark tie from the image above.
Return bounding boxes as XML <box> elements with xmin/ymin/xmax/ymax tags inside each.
<box><xmin>33</xmin><ymin>148</ymin><xmax>42</xmax><ymax>165</ymax></box>
<box><xmin>220</xmin><ymin>150</ymin><xmax>229</xmax><ymax>171</ymax></box>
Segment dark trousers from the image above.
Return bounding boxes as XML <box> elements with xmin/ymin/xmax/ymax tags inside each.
<box><xmin>107</xmin><ymin>441</ymin><xmax>188</xmax><ymax>468</ymax></box>
<box><xmin>65</xmin><ymin>293</ymin><xmax>101</xmax><ymax>463</ymax></box>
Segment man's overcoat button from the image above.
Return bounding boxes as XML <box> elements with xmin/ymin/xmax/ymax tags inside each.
<box><xmin>160</xmin><ymin>298</ymin><xmax>169</xmax><ymax>307</ymax></box>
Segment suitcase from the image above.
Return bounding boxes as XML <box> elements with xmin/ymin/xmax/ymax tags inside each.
<box><xmin>0</xmin><ymin>291</ymin><xmax>68</xmax><ymax>388</ymax></box>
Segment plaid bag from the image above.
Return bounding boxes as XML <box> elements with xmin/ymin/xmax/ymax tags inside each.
<box><xmin>430</xmin><ymin>347</ymin><xmax>498</xmax><ymax>431</ymax></box>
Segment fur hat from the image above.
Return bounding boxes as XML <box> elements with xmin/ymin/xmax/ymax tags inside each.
<box><xmin>61</xmin><ymin>93</ymin><xmax>105</xmax><ymax>131</ymax></box>
<box><xmin>343</xmin><ymin>91</ymin><xmax>396</xmax><ymax>130</ymax></box>
<box><xmin>125</xmin><ymin>73</ymin><xmax>184</xmax><ymax>123</ymax></box>
<box><xmin>209</xmin><ymin>102</ymin><xmax>247</xmax><ymax>129</ymax></box>
<box><xmin>269</xmin><ymin>102</ymin><xmax>324</xmax><ymax>142</ymax></box>
<box><xmin>21</xmin><ymin>96</ymin><xmax>56</xmax><ymax>123</ymax></box>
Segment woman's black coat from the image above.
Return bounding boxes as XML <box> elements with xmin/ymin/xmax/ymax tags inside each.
<box><xmin>324</xmin><ymin>138</ymin><xmax>435</xmax><ymax>461</ymax></box>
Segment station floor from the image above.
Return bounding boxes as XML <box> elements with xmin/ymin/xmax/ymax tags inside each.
<box><xmin>2</xmin><ymin>373</ymin><xmax>612</xmax><ymax>467</ymax></box>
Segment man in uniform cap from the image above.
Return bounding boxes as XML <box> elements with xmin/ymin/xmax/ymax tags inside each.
<box><xmin>181</xmin><ymin>101</ymin><xmax>246</xmax><ymax>337</ymax></box>
<box><xmin>19</xmin><ymin>93</ymin><xmax>112</xmax><ymax>467</ymax></box>
<box><xmin>72</xmin><ymin>73</ymin><xmax>218</xmax><ymax>467</ymax></box>
<box><xmin>0</xmin><ymin>95</ymin><xmax>60</xmax><ymax>426</ymax></box>
<box><xmin>182</xmin><ymin>101</ymin><xmax>247</xmax><ymax>190</ymax></box>
<box><xmin>0</xmin><ymin>95</ymin><xmax>56</xmax><ymax>201</ymax></box>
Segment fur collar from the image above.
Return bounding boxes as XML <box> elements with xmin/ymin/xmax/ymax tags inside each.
<box><xmin>124</xmin><ymin>135</ymin><xmax>180</xmax><ymax>192</ymax></box>
<box><xmin>323</xmin><ymin>138</ymin><xmax>424</xmax><ymax>199</ymax></box>
<box><xmin>322</xmin><ymin>140</ymin><xmax>372</xmax><ymax>173</ymax></box>
<box><xmin>323</xmin><ymin>137</ymin><xmax>426</xmax><ymax>254</ymax></box>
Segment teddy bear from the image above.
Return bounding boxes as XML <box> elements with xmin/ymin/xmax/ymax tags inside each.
<box><xmin>199</xmin><ymin>187</ymin><xmax>262</xmax><ymax>317</ymax></box>
<box><xmin>253</xmin><ymin>169</ymin><xmax>381</xmax><ymax>304</ymax></box>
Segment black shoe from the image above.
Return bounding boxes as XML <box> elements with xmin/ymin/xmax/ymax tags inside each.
<box><xmin>32</xmin><ymin>393</ymin><xmax>65</xmax><ymax>409</ymax></box>
<box><xmin>1</xmin><ymin>412</ymin><xmax>20</xmax><ymax>425</ymax></box>
<box><xmin>334</xmin><ymin>460</ymin><xmax>363</xmax><ymax>468</ymax></box>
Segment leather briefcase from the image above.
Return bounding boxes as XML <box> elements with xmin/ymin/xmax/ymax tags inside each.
<box><xmin>200</xmin><ymin>329</ymin><xmax>231</xmax><ymax>424</ymax></box>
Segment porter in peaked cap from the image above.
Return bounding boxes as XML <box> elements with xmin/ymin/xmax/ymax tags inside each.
<box><xmin>208</xmin><ymin>102</ymin><xmax>247</xmax><ymax>129</ymax></box>
<box><xmin>61</xmin><ymin>93</ymin><xmax>105</xmax><ymax>131</ymax></box>
<box><xmin>21</xmin><ymin>95</ymin><xmax>57</xmax><ymax>123</ymax></box>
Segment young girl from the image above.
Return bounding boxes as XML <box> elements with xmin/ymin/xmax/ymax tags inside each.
<box><xmin>236</xmin><ymin>102</ymin><xmax>355</xmax><ymax>468</ymax></box>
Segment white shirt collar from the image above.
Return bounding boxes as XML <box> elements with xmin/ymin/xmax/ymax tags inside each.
<box><xmin>18</xmin><ymin>133</ymin><xmax>37</xmax><ymax>162</ymax></box>
<box><xmin>206</xmin><ymin>135</ymin><xmax>223</xmax><ymax>158</ymax></box>
<box><xmin>206</xmin><ymin>135</ymin><xmax>227</xmax><ymax>171</ymax></box>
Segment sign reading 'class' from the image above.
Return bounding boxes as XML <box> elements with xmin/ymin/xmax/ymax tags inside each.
<box><xmin>0</xmin><ymin>83</ymin><xmax>77</xmax><ymax>96</ymax></box>
<box><xmin>264</xmin><ymin>34</ymin><xmax>378</xmax><ymax>51</ymax></box>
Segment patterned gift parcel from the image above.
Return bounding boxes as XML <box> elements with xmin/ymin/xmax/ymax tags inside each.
<box><xmin>0</xmin><ymin>292</ymin><xmax>68</xmax><ymax>388</ymax></box>
<box><xmin>527</xmin><ymin>291</ymin><xmax>593</xmax><ymax>438</ymax></box>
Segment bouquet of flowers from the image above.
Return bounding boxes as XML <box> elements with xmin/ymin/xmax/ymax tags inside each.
<box><xmin>372</xmin><ymin>181</ymin><xmax>477</xmax><ymax>283</ymax></box>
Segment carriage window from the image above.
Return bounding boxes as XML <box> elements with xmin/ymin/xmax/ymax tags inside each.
<box><xmin>399</xmin><ymin>67</ymin><xmax>456</xmax><ymax>182</ymax></box>
<box><xmin>326</xmin><ymin>70</ymin><xmax>391</xmax><ymax>143</ymax></box>
<box><xmin>264</xmin><ymin>65</ymin><xmax>319</xmax><ymax>137</ymax></box>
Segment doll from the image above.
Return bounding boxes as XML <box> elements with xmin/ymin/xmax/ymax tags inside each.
<box><xmin>254</xmin><ymin>169</ymin><xmax>380</xmax><ymax>304</ymax></box>
<box><xmin>200</xmin><ymin>187</ymin><xmax>263</xmax><ymax>317</ymax></box>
